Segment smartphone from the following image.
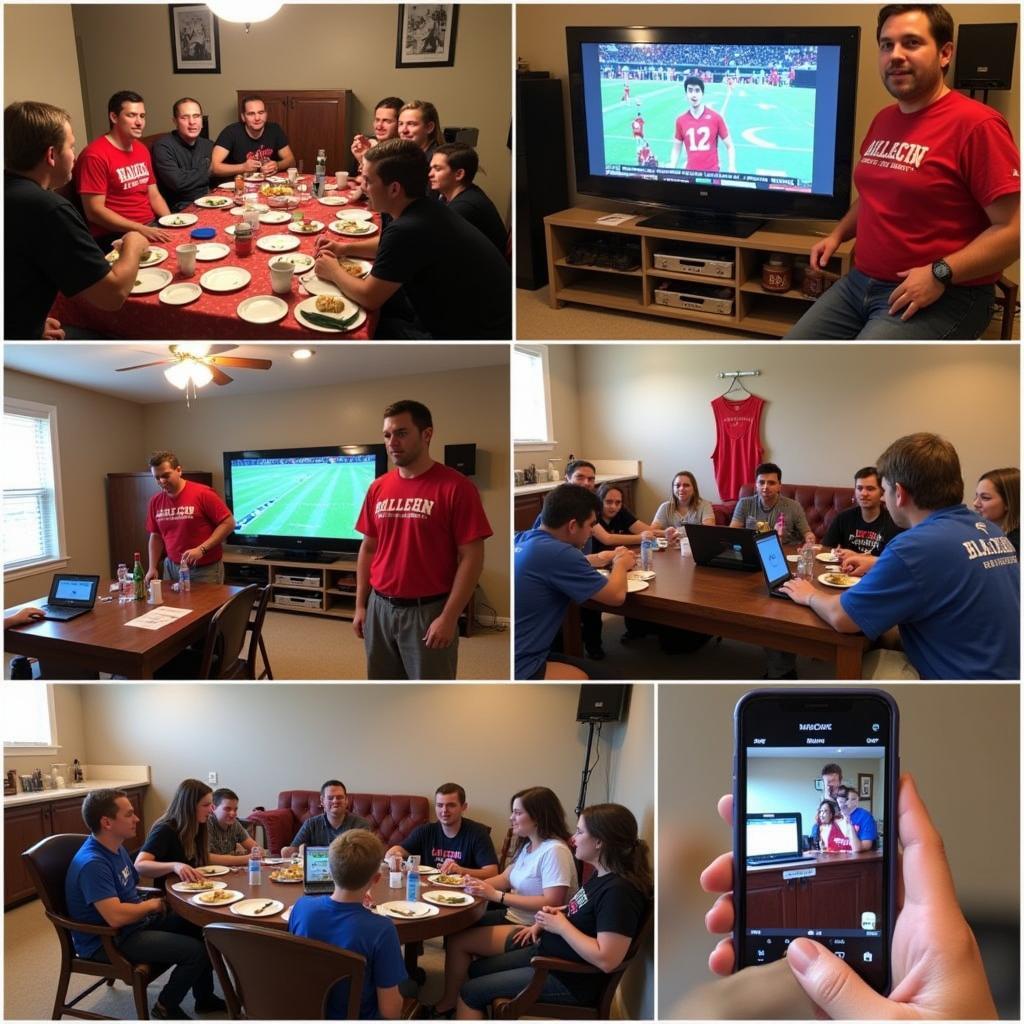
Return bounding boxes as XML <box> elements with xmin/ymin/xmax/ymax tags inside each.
<box><xmin>733</xmin><ymin>688</ymin><xmax>899</xmax><ymax>993</ymax></box>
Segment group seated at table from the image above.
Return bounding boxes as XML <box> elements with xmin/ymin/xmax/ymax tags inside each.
<box><xmin>513</xmin><ymin>436</ymin><xmax>1020</xmax><ymax>680</ymax></box>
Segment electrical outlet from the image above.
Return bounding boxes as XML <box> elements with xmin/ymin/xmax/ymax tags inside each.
<box><xmin>208</xmin><ymin>771</ymin><xmax>217</xmax><ymax>786</ymax></box>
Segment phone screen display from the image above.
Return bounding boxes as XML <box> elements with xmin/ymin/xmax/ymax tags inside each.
<box><xmin>735</xmin><ymin>691</ymin><xmax>897</xmax><ymax>992</ymax></box>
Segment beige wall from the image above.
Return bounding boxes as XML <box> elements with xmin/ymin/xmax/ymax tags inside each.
<box><xmin>2</xmin><ymin>685</ymin><xmax>86</xmax><ymax>779</ymax></box>
<box><xmin>568</xmin><ymin>343</ymin><xmax>1019</xmax><ymax>513</ymax></box>
<box><xmin>517</xmin><ymin>3</ymin><xmax>1021</xmax><ymax>281</ymax></box>
<box><xmin>658</xmin><ymin>683</ymin><xmax>1019</xmax><ymax>1015</ymax></box>
<box><xmin>514</xmin><ymin>343</ymin><xmax>582</xmax><ymax>471</ymax></box>
<box><xmin>3</xmin><ymin>370</ymin><xmax>146</xmax><ymax>608</ymax></box>
<box><xmin>140</xmin><ymin>364</ymin><xmax>510</xmax><ymax>617</ymax></box>
<box><xmin>3</xmin><ymin>5</ymin><xmax>86</xmax><ymax>141</ymax></box>
<box><xmin>66</xmin><ymin>3</ymin><xmax>511</xmax><ymax>217</ymax></box>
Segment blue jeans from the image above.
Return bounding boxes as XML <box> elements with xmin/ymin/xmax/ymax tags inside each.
<box><xmin>459</xmin><ymin>944</ymin><xmax>579</xmax><ymax>1011</ymax></box>
<box><xmin>163</xmin><ymin>559</ymin><xmax>225</xmax><ymax>585</ymax></box>
<box><xmin>785</xmin><ymin>267</ymin><xmax>995</xmax><ymax>339</ymax></box>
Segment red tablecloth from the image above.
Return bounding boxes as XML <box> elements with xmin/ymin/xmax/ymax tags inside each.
<box><xmin>52</xmin><ymin>178</ymin><xmax>379</xmax><ymax>340</ymax></box>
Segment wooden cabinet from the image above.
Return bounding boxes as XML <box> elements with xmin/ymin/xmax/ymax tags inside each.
<box><xmin>514</xmin><ymin>478</ymin><xmax>638</xmax><ymax>531</ymax></box>
<box><xmin>4</xmin><ymin>785</ymin><xmax>148</xmax><ymax>907</ymax></box>
<box><xmin>106</xmin><ymin>472</ymin><xmax>214</xmax><ymax>579</ymax></box>
<box><xmin>235</xmin><ymin>90</ymin><xmax>353</xmax><ymax>177</ymax></box>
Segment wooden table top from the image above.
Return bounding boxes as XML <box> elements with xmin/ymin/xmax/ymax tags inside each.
<box><xmin>747</xmin><ymin>849</ymin><xmax>883</xmax><ymax>874</ymax></box>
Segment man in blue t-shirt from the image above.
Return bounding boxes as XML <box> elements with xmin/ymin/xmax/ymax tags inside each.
<box><xmin>289</xmin><ymin>829</ymin><xmax>407</xmax><ymax>1019</ymax></box>
<box><xmin>782</xmin><ymin>433</ymin><xmax>1020</xmax><ymax>679</ymax></box>
<box><xmin>384</xmin><ymin>782</ymin><xmax>498</xmax><ymax>878</ymax></box>
<box><xmin>515</xmin><ymin>483</ymin><xmax>636</xmax><ymax>680</ymax></box>
<box><xmin>64</xmin><ymin>789</ymin><xmax>220</xmax><ymax>1019</ymax></box>
<box><xmin>837</xmin><ymin>786</ymin><xmax>878</xmax><ymax>850</ymax></box>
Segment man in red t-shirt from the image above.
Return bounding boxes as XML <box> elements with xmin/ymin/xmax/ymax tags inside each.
<box><xmin>74</xmin><ymin>91</ymin><xmax>172</xmax><ymax>248</ymax></box>
<box><xmin>788</xmin><ymin>5</ymin><xmax>1020</xmax><ymax>340</ymax></box>
<box><xmin>354</xmin><ymin>400</ymin><xmax>492</xmax><ymax>679</ymax></box>
<box><xmin>144</xmin><ymin>451</ymin><xmax>235</xmax><ymax>586</ymax></box>
<box><xmin>668</xmin><ymin>77</ymin><xmax>735</xmax><ymax>173</ymax></box>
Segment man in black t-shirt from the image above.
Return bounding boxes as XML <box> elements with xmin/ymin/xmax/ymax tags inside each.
<box><xmin>4</xmin><ymin>100</ymin><xmax>148</xmax><ymax>339</ymax></box>
<box><xmin>428</xmin><ymin>143</ymin><xmax>507</xmax><ymax>254</ymax></box>
<box><xmin>311</xmin><ymin>139</ymin><xmax>511</xmax><ymax>339</ymax></box>
<box><xmin>823</xmin><ymin>465</ymin><xmax>903</xmax><ymax>556</ymax></box>
<box><xmin>384</xmin><ymin>783</ymin><xmax>498</xmax><ymax>878</ymax></box>
<box><xmin>211</xmin><ymin>95</ymin><xmax>295</xmax><ymax>178</ymax></box>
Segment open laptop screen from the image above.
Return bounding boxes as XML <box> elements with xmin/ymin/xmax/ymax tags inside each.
<box><xmin>746</xmin><ymin>813</ymin><xmax>802</xmax><ymax>859</ymax></box>
<box><xmin>49</xmin><ymin>575</ymin><xmax>99</xmax><ymax>605</ymax></box>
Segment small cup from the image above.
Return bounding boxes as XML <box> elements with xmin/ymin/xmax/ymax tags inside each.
<box><xmin>389</xmin><ymin>870</ymin><xmax>403</xmax><ymax>888</ymax></box>
<box><xmin>287</xmin><ymin>167</ymin><xmax>298</xmax><ymax>183</ymax></box>
<box><xmin>336</xmin><ymin>171</ymin><xmax>349</xmax><ymax>189</ymax></box>
<box><xmin>176</xmin><ymin>244</ymin><xmax>197</xmax><ymax>277</ymax></box>
<box><xmin>270</xmin><ymin>260</ymin><xmax>295</xmax><ymax>295</ymax></box>
<box><xmin>148</xmin><ymin>579</ymin><xmax>163</xmax><ymax>604</ymax></box>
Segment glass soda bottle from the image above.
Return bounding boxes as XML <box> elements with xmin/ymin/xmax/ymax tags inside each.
<box><xmin>132</xmin><ymin>553</ymin><xmax>144</xmax><ymax>601</ymax></box>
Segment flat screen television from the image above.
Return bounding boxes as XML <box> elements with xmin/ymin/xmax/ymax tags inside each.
<box><xmin>223</xmin><ymin>445</ymin><xmax>387</xmax><ymax>560</ymax></box>
<box><xmin>566</xmin><ymin>26</ymin><xmax>861</xmax><ymax>236</ymax></box>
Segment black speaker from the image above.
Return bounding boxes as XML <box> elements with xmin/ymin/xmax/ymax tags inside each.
<box><xmin>444</xmin><ymin>443</ymin><xmax>476</xmax><ymax>476</ymax></box>
<box><xmin>954</xmin><ymin>23</ymin><xmax>1017</xmax><ymax>90</ymax></box>
<box><xmin>443</xmin><ymin>126</ymin><xmax>479</xmax><ymax>146</ymax></box>
<box><xmin>516</xmin><ymin>75</ymin><xmax>569</xmax><ymax>290</ymax></box>
<box><xmin>577</xmin><ymin>684</ymin><xmax>630</xmax><ymax>722</ymax></box>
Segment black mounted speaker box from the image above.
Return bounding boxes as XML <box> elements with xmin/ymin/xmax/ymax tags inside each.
<box><xmin>577</xmin><ymin>684</ymin><xmax>631</xmax><ymax>722</ymax></box>
<box><xmin>444</xmin><ymin>443</ymin><xmax>476</xmax><ymax>476</ymax></box>
<box><xmin>954</xmin><ymin>23</ymin><xmax>1017</xmax><ymax>90</ymax></box>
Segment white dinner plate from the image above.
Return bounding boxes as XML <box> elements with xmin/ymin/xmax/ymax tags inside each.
<box><xmin>818</xmin><ymin>572</ymin><xmax>860</xmax><ymax>589</ymax></box>
<box><xmin>195</xmin><ymin>242</ymin><xmax>230</xmax><ymax>261</ymax></box>
<box><xmin>268</xmin><ymin>873</ymin><xmax>303</xmax><ymax>883</ymax></box>
<box><xmin>223</xmin><ymin>224</ymin><xmax>238</xmax><ymax>236</ymax></box>
<box><xmin>786</xmin><ymin>554</ymin><xmax>800</xmax><ymax>563</ymax></box>
<box><xmin>338</xmin><ymin>208</ymin><xmax>373</xmax><ymax>221</ymax></box>
<box><xmin>257</xmin><ymin>234</ymin><xmax>300</xmax><ymax>253</ymax></box>
<box><xmin>230</xmin><ymin>203</ymin><xmax>269</xmax><ymax>215</ymax></box>
<box><xmin>259</xmin><ymin>210</ymin><xmax>291</xmax><ymax>224</ymax></box>
<box><xmin>298</xmin><ymin>271</ymin><xmax>342</xmax><ymax>298</ymax></box>
<box><xmin>261</xmin><ymin>857</ymin><xmax>288</xmax><ymax>865</ymax></box>
<box><xmin>289</xmin><ymin>220</ymin><xmax>324</xmax><ymax>235</ymax></box>
<box><xmin>237</xmin><ymin>294</ymin><xmax>288</xmax><ymax>324</ymax></box>
<box><xmin>158</xmin><ymin>283</ymin><xmax>202</xmax><ymax>306</ymax></box>
<box><xmin>200</xmin><ymin>266</ymin><xmax>251</xmax><ymax>292</ymax></box>
<box><xmin>217</xmin><ymin>182</ymin><xmax>236</xmax><ymax>190</ymax></box>
<box><xmin>422</xmin><ymin>890</ymin><xmax>474</xmax><ymax>908</ymax></box>
<box><xmin>816</xmin><ymin>552</ymin><xmax>841</xmax><ymax>563</ymax></box>
<box><xmin>629</xmin><ymin>570</ymin><xmax>655</xmax><ymax>581</ymax></box>
<box><xmin>196</xmin><ymin>865</ymin><xmax>231</xmax><ymax>876</ymax></box>
<box><xmin>377</xmin><ymin>900</ymin><xmax>438</xmax><ymax>920</ymax></box>
<box><xmin>270</xmin><ymin>252</ymin><xmax>314</xmax><ymax>272</ymax></box>
<box><xmin>130</xmin><ymin>268</ymin><xmax>174</xmax><ymax>295</ymax></box>
<box><xmin>230</xmin><ymin>898</ymin><xmax>285</xmax><ymax>918</ymax></box>
<box><xmin>192</xmin><ymin>889</ymin><xmax>243</xmax><ymax>907</ymax></box>
<box><xmin>294</xmin><ymin>295</ymin><xmax>367</xmax><ymax>333</ymax></box>
<box><xmin>417</xmin><ymin>865</ymin><xmax>440</xmax><ymax>876</ymax></box>
<box><xmin>109</xmin><ymin>246</ymin><xmax>167</xmax><ymax>268</ymax></box>
<box><xmin>267</xmin><ymin>175</ymin><xmax>289</xmax><ymax>184</ymax></box>
<box><xmin>195</xmin><ymin>195</ymin><xmax>233</xmax><ymax>209</ymax></box>
<box><xmin>626</xmin><ymin>578</ymin><xmax>649</xmax><ymax>593</ymax></box>
<box><xmin>328</xmin><ymin>218</ymin><xmax>378</xmax><ymax>237</ymax></box>
<box><xmin>158</xmin><ymin>212</ymin><xmax>199</xmax><ymax>227</ymax></box>
<box><xmin>171</xmin><ymin>880</ymin><xmax>226</xmax><ymax>894</ymax></box>
<box><xmin>427</xmin><ymin>874</ymin><xmax>468</xmax><ymax>888</ymax></box>
<box><xmin>281</xmin><ymin>906</ymin><xmax>292</xmax><ymax>923</ymax></box>
<box><xmin>317</xmin><ymin>194</ymin><xmax>348</xmax><ymax>207</ymax></box>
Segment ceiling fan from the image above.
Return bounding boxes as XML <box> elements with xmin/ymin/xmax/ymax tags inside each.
<box><xmin>115</xmin><ymin>343</ymin><xmax>272</xmax><ymax>390</ymax></box>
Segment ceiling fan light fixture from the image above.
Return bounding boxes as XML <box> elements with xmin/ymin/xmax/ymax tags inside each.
<box><xmin>164</xmin><ymin>362</ymin><xmax>191</xmax><ymax>390</ymax></box>
<box><xmin>174</xmin><ymin>342</ymin><xmax>211</xmax><ymax>358</ymax></box>
<box><xmin>292</xmin><ymin>348</ymin><xmax>315</xmax><ymax>360</ymax></box>
<box><xmin>189</xmin><ymin>362</ymin><xmax>215</xmax><ymax>388</ymax></box>
<box><xmin>206</xmin><ymin>0</ymin><xmax>282</xmax><ymax>24</ymax></box>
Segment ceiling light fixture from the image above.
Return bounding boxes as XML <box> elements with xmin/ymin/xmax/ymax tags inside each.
<box><xmin>205</xmin><ymin>0</ymin><xmax>283</xmax><ymax>30</ymax></box>
<box><xmin>292</xmin><ymin>348</ymin><xmax>315</xmax><ymax>360</ymax></box>
<box><xmin>164</xmin><ymin>356</ymin><xmax>214</xmax><ymax>405</ymax></box>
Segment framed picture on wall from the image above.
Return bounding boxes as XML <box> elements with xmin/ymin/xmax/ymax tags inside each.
<box><xmin>169</xmin><ymin>4</ymin><xmax>221</xmax><ymax>74</ymax></box>
<box><xmin>396</xmin><ymin>4</ymin><xmax>459</xmax><ymax>68</ymax></box>
<box><xmin>858</xmin><ymin>772</ymin><xmax>873</xmax><ymax>799</ymax></box>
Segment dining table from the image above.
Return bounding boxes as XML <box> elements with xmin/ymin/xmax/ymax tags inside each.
<box><xmin>51</xmin><ymin>174</ymin><xmax>379</xmax><ymax>340</ymax></box>
<box><xmin>565</xmin><ymin>541</ymin><xmax>871</xmax><ymax>678</ymax></box>
<box><xmin>3</xmin><ymin>582</ymin><xmax>244</xmax><ymax>679</ymax></box>
<box><xmin>166</xmin><ymin>864</ymin><xmax>487</xmax><ymax>973</ymax></box>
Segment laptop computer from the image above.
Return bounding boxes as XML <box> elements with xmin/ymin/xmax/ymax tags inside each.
<box><xmin>685</xmin><ymin>524</ymin><xmax>761</xmax><ymax>572</ymax></box>
<box><xmin>746</xmin><ymin>812</ymin><xmax>808</xmax><ymax>866</ymax></box>
<box><xmin>754</xmin><ymin>532</ymin><xmax>795</xmax><ymax>600</ymax></box>
<box><xmin>302</xmin><ymin>845</ymin><xmax>334</xmax><ymax>894</ymax></box>
<box><xmin>38</xmin><ymin>574</ymin><xmax>100</xmax><ymax>621</ymax></box>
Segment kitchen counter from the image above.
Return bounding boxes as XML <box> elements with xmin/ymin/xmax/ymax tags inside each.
<box><xmin>515</xmin><ymin>472</ymin><xmax>638</xmax><ymax>496</ymax></box>
<box><xmin>5</xmin><ymin>765</ymin><xmax>150</xmax><ymax>807</ymax></box>
<box><xmin>515</xmin><ymin>459</ymin><xmax>641</xmax><ymax>495</ymax></box>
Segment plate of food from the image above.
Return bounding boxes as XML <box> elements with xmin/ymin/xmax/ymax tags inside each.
<box><xmin>195</xmin><ymin>242</ymin><xmax>230</xmax><ymax>261</ymax></box>
<box><xmin>257</xmin><ymin>234</ymin><xmax>301</xmax><ymax>253</ymax></box>
<box><xmin>230</xmin><ymin>898</ymin><xmax>285</xmax><ymax>918</ymax></box>
<box><xmin>422</xmin><ymin>890</ymin><xmax>474</xmax><ymax>907</ymax></box>
<box><xmin>130</xmin><ymin>268</ymin><xmax>173</xmax><ymax>295</ymax></box>
<box><xmin>270</xmin><ymin>864</ymin><xmax>304</xmax><ymax>883</ymax></box>
<box><xmin>269</xmin><ymin>252</ymin><xmax>315</xmax><ymax>273</ymax></box>
<box><xmin>237</xmin><ymin>295</ymin><xmax>288</xmax><ymax>325</ymax></box>
<box><xmin>289</xmin><ymin>219</ymin><xmax>324</xmax><ymax>235</ymax></box>
<box><xmin>298</xmin><ymin>271</ymin><xmax>342</xmax><ymax>298</ymax></box>
<box><xmin>107</xmin><ymin>246</ymin><xmax>167</xmax><ymax>268</ymax></box>
<box><xmin>158</xmin><ymin>283</ymin><xmax>202</xmax><ymax>306</ymax></box>
<box><xmin>294</xmin><ymin>295</ymin><xmax>366</xmax><ymax>333</ymax></box>
<box><xmin>260</xmin><ymin>183</ymin><xmax>294</xmax><ymax>197</ymax></box>
<box><xmin>196</xmin><ymin>865</ymin><xmax>231</xmax><ymax>877</ymax></box>
<box><xmin>328</xmin><ymin>218</ymin><xmax>379</xmax><ymax>237</ymax></box>
<box><xmin>199</xmin><ymin>267</ymin><xmax>251</xmax><ymax>292</ymax></box>
<box><xmin>261</xmin><ymin>857</ymin><xmax>288</xmax><ymax>865</ymax></box>
<box><xmin>230</xmin><ymin>202</ymin><xmax>269</xmax><ymax>215</ymax></box>
<box><xmin>429</xmin><ymin>873</ymin><xmax>467</xmax><ymax>888</ymax></box>
<box><xmin>171</xmin><ymin>879</ymin><xmax>226</xmax><ymax>894</ymax></box>
<box><xmin>318</xmin><ymin>194</ymin><xmax>348</xmax><ymax>207</ymax></box>
<box><xmin>417</xmin><ymin>865</ymin><xmax>440</xmax><ymax>876</ymax></box>
<box><xmin>628</xmin><ymin>570</ymin><xmax>655</xmax><ymax>581</ymax></box>
<box><xmin>259</xmin><ymin>210</ymin><xmax>291</xmax><ymax>224</ymax></box>
<box><xmin>195</xmin><ymin>195</ymin><xmax>233</xmax><ymax>209</ymax></box>
<box><xmin>377</xmin><ymin>900</ymin><xmax>438</xmax><ymax>920</ymax></box>
<box><xmin>818</xmin><ymin>572</ymin><xmax>860</xmax><ymax>589</ymax></box>
<box><xmin>158</xmin><ymin>212</ymin><xmax>199</xmax><ymax>227</ymax></box>
<box><xmin>192</xmin><ymin>888</ymin><xmax>243</xmax><ymax>906</ymax></box>
<box><xmin>816</xmin><ymin>551</ymin><xmax>842</xmax><ymax>563</ymax></box>
<box><xmin>217</xmin><ymin>182</ymin><xmax>237</xmax><ymax>191</ymax></box>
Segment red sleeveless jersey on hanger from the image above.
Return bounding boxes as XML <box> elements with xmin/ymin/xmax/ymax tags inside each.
<box><xmin>711</xmin><ymin>394</ymin><xmax>765</xmax><ymax>501</ymax></box>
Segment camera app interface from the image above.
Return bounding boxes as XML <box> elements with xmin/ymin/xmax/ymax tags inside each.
<box><xmin>741</xmin><ymin>700</ymin><xmax>889</xmax><ymax>984</ymax></box>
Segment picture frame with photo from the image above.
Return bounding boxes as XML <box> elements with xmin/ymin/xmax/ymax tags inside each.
<box><xmin>169</xmin><ymin>4</ymin><xmax>221</xmax><ymax>74</ymax></box>
<box><xmin>396</xmin><ymin>4</ymin><xmax>458</xmax><ymax>68</ymax></box>
<box><xmin>858</xmin><ymin>772</ymin><xmax>873</xmax><ymax>799</ymax></box>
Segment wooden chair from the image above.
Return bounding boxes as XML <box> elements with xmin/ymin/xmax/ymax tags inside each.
<box><xmin>204</xmin><ymin>922</ymin><xmax>365</xmax><ymax>1019</ymax></box>
<box><xmin>244</xmin><ymin>584</ymin><xmax>273</xmax><ymax>680</ymax></box>
<box><xmin>497</xmin><ymin>827</ymin><xmax>515</xmax><ymax>872</ymax></box>
<box><xmin>995</xmin><ymin>276</ymin><xmax>1019</xmax><ymax>340</ymax></box>
<box><xmin>157</xmin><ymin>585</ymin><xmax>258</xmax><ymax>679</ymax></box>
<box><xmin>491</xmin><ymin>901</ymin><xmax>653</xmax><ymax>1020</ymax></box>
<box><xmin>21</xmin><ymin>833</ymin><xmax>166</xmax><ymax>1020</ymax></box>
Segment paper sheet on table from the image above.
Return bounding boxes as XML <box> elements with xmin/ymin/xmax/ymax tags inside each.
<box><xmin>125</xmin><ymin>606</ymin><xmax>193</xmax><ymax>630</ymax></box>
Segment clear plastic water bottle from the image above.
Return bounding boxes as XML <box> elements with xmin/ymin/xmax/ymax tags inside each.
<box><xmin>774</xmin><ymin>513</ymin><xmax>786</xmax><ymax>542</ymax></box>
<box><xmin>116</xmin><ymin>563</ymin><xmax>129</xmax><ymax>604</ymax></box>
<box><xmin>798</xmin><ymin>545</ymin><xmax>815</xmax><ymax>580</ymax></box>
<box><xmin>405</xmin><ymin>862</ymin><xmax>420</xmax><ymax>902</ymax></box>
<box><xmin>640</xmin><ymin>531</ymin><xmax>655</xmax><ymax>571</ymax></box>
<box><xmin>179</xmin><ymin>564</ymin><xmax>191</xmax><ymax>592</ymax></box>
<box><xmin>249</xmin><ymin>847</ymin><xmax>261</xmax><ymax>886</ymax></box>
<box><xmin>314</xmin><ymin>148</ymin><xmax>327</xmax><ymax>197</ymax></box>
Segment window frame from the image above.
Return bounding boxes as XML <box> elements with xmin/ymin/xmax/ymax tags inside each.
<box><xmin>2</xmin><ymin>683</ymin><xmax>60</xmax><ymax>756</ymax></box>
<box><xmin>513</xmin><ymin>344</ymin><xmax>557</xmax><ymax>452</ymax></box>
<box><xmin>3</xmin><ymin>397</ymin><xmax>69</xmax><ymax>582</ymax></box>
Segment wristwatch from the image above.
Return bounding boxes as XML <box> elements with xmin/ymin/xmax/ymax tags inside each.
<box><xmin>931</xmin><ymin>259</ymin><xmax>953</xmax><ymax>286</ymax></box>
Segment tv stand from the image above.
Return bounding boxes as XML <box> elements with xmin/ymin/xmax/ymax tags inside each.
<box><xmin>543</xmin><ymin>207</ymin><xmax>854</xmax><ymax>337</ymax></box>
<box><xmin>637</xmin><ymin>210</ymin><xmax>764</xmax><ymax>239</ymax></box>
<box><xmin>258</xmin><ymin>549</ymin><xmax>339</xmax><ymax>565</ymax></box>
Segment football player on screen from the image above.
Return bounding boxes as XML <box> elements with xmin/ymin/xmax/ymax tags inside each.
<box><xmin>668</xmin><ymin>76</ymin><xmax>736</xmax><ymax>173</ymax></box>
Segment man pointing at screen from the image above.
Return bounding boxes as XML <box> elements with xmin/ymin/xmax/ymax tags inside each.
<box><xmin>787</xmin><ymin>4</ymin><xmax>1019</xmax><ymax>340</ymax></box>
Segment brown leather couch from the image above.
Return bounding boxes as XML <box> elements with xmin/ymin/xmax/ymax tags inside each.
<box><xmin>713</xmin><ymin>483</ymin><xmax>856</xmax><ymax>541</ymax></box>
<box><xmin>248</xmin><ymin>791</ymin><xmax>430</xmax><ymax>855</ymax></box>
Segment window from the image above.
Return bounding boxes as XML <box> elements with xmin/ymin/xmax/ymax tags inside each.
<box><xmin>513</xmin><ymin>345</ymin><xmax>555</xmax><ymax>449</ymax></box>
<box><xmin>2</xmin><ymin>683</ymin><xmax>58</xmax><ymax>753</ymax></box>
<box><xmin>3</xmin><ymin>398</ymin><xmax>67</xmax><ymax>577</ymax></box>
